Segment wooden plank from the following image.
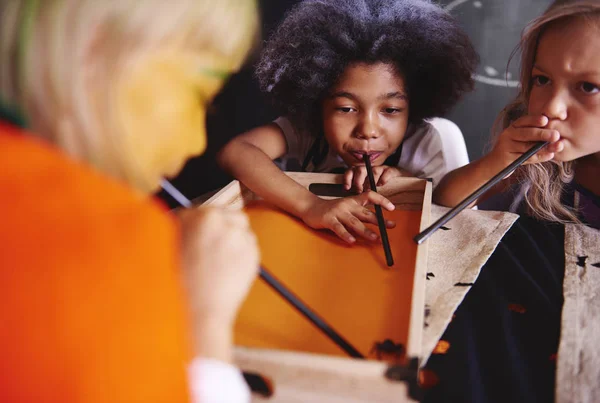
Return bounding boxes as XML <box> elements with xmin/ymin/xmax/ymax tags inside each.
<box><xmin>234</xmin><ymin>347</ymin><xmax>415</xmax><ymax>402</ymax></box>
<box><xmin>406</xmin><ymin>180</ymin><xmax>431</xmax><ymax>360</ymax></box>
<box><xmin>204</xmin><ymin>172</ymin><xmax>426</xmax><ymax>208</ymax></box>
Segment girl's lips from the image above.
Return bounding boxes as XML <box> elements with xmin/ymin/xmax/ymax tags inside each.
<box><xmin>350</xmin><ymin>151</ymin><xmax>383</xmax><ymax>162</ymax></box>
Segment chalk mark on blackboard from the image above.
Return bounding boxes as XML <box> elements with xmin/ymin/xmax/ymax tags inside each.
<box><xmin>444</xmin><ymin>0</ymin><xmax>520</xmax><ymax>88</ymax></box>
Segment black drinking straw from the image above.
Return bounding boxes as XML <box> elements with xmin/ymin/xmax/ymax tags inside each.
<box><xmin>161</xmin><ymin>180</ymin><xmax>365</xmax><ymax>359</ymax></box>
<box><xmin>258</xmin><ymin>268</ymin><xmax>364</xmax><ymax>358</ymax></box>
<box><xmin>414</xmin><ymin>141</ymin><xmax>549</xmax><ymax>245</ymax></box>
<box><xmin>363</xmin><ymin>155</ymin><xmax>394</xmax><ymax>266</ymax></box>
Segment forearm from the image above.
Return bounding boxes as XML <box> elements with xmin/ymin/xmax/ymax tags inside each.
<box><xmin>218</xmin><ymin>141</ymin><xmax>319</xmax><ymax>218</ymax></box>
<box><xmin>191</xmin><ymin>316</ymin><xmax>234</xmax><ymax>363</ymax></box>
<box><xmin>433</xmin><ymin>155</ymin><xmax>507</xmax><ymax>207</ymax></box>
<box><xmin>188</xmin><ymin>316</ymin><xmax>250</xmax><ymax>402</ymax></box>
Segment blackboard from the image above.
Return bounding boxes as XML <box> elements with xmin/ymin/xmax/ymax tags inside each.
<box><xmin>438</xmin><ymin>0</ymin><xmax>552</xmax><ymax>159</ymax></box>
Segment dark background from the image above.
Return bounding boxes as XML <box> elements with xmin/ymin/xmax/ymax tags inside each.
<box><xmin>159</xmin><ymin>0</ymin><xmax>553</xmax><ymax>207</ymax></box>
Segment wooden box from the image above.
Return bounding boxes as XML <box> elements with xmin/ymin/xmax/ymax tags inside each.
<box><xmin>202</xmin><ymin>172</ymin><xmax>432</xmax><ymax>402</ymax></box>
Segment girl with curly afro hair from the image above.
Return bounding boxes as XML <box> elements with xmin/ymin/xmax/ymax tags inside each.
<box><xmin>219</xmin><ymin>0</ymin><xmax>478</xmax><ymax>244</ymax></box>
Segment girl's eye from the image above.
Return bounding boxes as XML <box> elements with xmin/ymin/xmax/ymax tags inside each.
<box><xmin>336</xmin><ymin>107</ymin><xmax>355</xmax><ymax>113</ymax></box>
<box><xmin>579</xmin><ymin>81</ymin><xmax>600</xmax><ymax>94</ymax></box>
<box><xmin>383</xmin><ymin>108</ymin><xmax>402</xmax><ymax>114</ymax></box>
<box><xmin>532</xmin><ymin>75</ymin><xmax>550</xmax><ymax>86</ymax></box>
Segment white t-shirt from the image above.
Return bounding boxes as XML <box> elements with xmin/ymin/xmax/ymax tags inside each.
<box><xmin>188</xmin><ymin>358</ymin><xmax>250</xmax><ymax>403</ymax></box>
<box><xmin>274</xmin><ymin>116</ymin><xmax>468</xmax><ymax>188</ymax></box>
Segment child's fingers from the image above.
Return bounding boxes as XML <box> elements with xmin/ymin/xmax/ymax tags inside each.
<box><xmin>377</xmin><ymin>168</ymin><xmax>399</xmax><ymax>186</ymax></box>
<box><xmin>524</xmin><ymin>150</ymin><xmax>555</xmax><ymax>164</ymax></box>
<box><xmin>354</xmin><ymin>207</ymin><xmax>379</xmax><ymax>226</ymax></box>
<box><xmin>360</xmin><ymin>191</ymin><xmax>395</xmax><ymax>211</ymax></box>
<box><xmin>354</xmin><ymin>207</ymin><xmax>396</xmax><ymax>228</ymax></box>
<box><xmin>371</xmin><ymin>166</ymin><xmax>385</xmax><ymax>186</ymax></box>
<box><xmin>536</xmin><ymin>152</ymin><xmax>556</xmax><ymax>163</ymax></box>
<box><xmin>354</xmin><ymin>206</ymin><xmax>396</xmax><ymax>228</ymax></box>
<box><xmin>509</xmin><ymin>140</ymin><xmax>546</xmax><ymax>154</ymax></box>
<box><xmin>343</xmin><ymin>169</ymin><xmax>354</xmax><ymax>190</ymax></box>
<box><xmin>512</xmin><ymin>128</ymin><xmax>560</xmax><ymax>143</ymax></box>
<box><xmin>352</xmin><ymin>168</ymin><xmax>368</xmax><ymax>193</ymax></box>
<box><xmin>222</xmin><ymin>209</ymin><xmax>251</xmax><ymax>229</ymax></box>
<box><xmin>512</xmin><ymin>114</ymin><xmax>549</xmax><ymax>128</ymax></box>
<box><xmin>523</xmin><ymin>141</ymin><xmax>563</xmax><ymax>164</ymax></box>
<box><xmin>510</xmin><ymin>134</ymin><xmax>563</xmax><ymax>154</ymax></box>
<box><xmin>546</xmin><ymin>139</ymin><xmax>564</xmax><ymax>153</ymax></box>
<box><xmin>376</xmin><ymin>168</ymin><xmax>389</xmax><ymax>186</ymax></box>
<box><xmin>341</xmin><ymin>213</ymin><xmax>379</xmax><ymax>241</ymax></box>
<box><xmin>330</xmin><ymin>220</ymin><xmax>356</xmax><ymax>244</ymax></box>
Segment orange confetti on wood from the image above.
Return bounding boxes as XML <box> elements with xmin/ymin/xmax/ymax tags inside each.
<box><xmin>508</xmin><ymin>304</ymin><xmax>527</xmax><ymax>314</ymax></box>
<box><xmin>418</xmin><ymin>369</ymin><xmax>440</xmax><ymax>389</ymax></box>
<box><xmin>432</xmin><ymin>340</ymin><xmax>450</xmax><ymax>354</ymax></box>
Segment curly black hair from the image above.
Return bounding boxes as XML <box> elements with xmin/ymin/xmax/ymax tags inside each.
<box><xmin>256</xmin><ymin>0</ymin><xmax>478</xmax><ymax>133</ymax></box>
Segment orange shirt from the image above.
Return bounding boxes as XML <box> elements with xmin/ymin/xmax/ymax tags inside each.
<box><xmin>0</xmin><ymin>122</ymin><xmax>191</xmax><ymax>403</ymax></box>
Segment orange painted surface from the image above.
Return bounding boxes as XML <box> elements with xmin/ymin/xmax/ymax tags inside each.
<box><xmin>0</xmin><ymin>122</ymin><xmax>191</xmax><ymax>403</ymax></box>
<box><xmin>235</xmin><ymin>200</ymin><xmax>421</xmax><ymax>361</ymax></box>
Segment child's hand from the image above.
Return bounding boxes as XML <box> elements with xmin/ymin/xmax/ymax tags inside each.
<box><xmin>488</xmin><ymin>115</ymin><xmax>563</xmax><ymax>170</ymax></box>
<box><xmin>177</xmin><ymin>207</ymin><xmax>260</xmax><ymax>327</ymax></box>
<box><xmin>301</xmin><ymin>191</ymin><xmax>396</xmax><ymax>244</ymax></box>
<box><xmin>343</xmin><ymin>165</ymin><xmax>410</xmax><ymax>193</ymax></box>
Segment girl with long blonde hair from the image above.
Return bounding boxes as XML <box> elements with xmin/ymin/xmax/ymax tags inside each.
<box><xmin>0</xmin><ymin>1</ymin><xmax>261</xmax><ymax>402</ymax></box>
<box><xmin>424</xmin><ymin>1</ymin><xmax>600</xmax><ymax>402</ymax></box>
<box><xmin>1</xmin><ymin>0</ymin><xmax>258</xmax><ymax>193</ymax></box>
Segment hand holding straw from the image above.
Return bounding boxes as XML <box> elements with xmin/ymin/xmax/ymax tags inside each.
<box><xmin>414</xmin><ymin>141</ymin><xmax>549</xmax><ymax>245</ymax></box>
<box><xmin>363</xmin><ymin>155</ymin><xmax>394</xmax><ymax>267</ymax></box>
<box><xmin>161</xmin><ymin>180</ymin><xmax>364</xmax><ymax>358</ymax></box>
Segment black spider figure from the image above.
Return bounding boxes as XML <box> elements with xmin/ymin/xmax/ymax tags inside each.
<box><xmin>370</xmin><ymin>339</ymin><xmax>406</xmax><ymax>361</ymax></box>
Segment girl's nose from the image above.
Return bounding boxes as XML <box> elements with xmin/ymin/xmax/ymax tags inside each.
<box><xmin>355</xmin><ymin>114</ymin><xmax>380</xmax><ymax>140</ymax></box>
<box><xmin>541</xmin><ymin>89</ymin><xmax>568</xmax><ymax>121</ymax></box>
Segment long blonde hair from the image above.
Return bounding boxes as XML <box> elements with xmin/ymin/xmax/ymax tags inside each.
<box><xmin>0</xmin><ymin>0</ymin><xmax>258</xmax><ymax>186</ymax></box>
<box><xmin>495</xmin><ymin>0</ymin><xmax>600</xmax><ymax>223</ymax></box>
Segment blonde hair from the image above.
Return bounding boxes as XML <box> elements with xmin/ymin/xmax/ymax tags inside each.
<box><xmin>494</xmin><ymin>0</ymin><xmax>600</xmax><ymax>223</ymax></box>
<box><xmin>0</xmin><ymin>0</ymin><xmax>258</xmax><ymax>186</ymax></box>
